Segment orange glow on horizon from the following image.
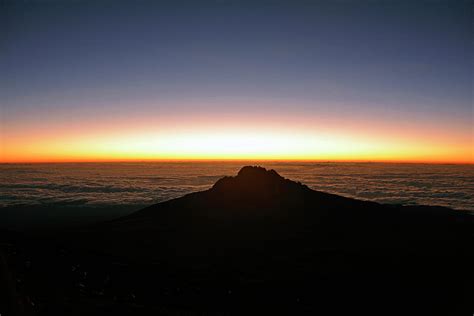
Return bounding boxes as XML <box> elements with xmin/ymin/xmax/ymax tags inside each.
<box><xmin>1</xmin><ymin>114</ymin><xmax>472</xmax><ymax>164</ymax></box>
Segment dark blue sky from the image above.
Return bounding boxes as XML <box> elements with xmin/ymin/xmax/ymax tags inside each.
<box><xmin>1</xmin><ymin>0</ymin><xmax>472</xmax><ymax>162</ymax></box>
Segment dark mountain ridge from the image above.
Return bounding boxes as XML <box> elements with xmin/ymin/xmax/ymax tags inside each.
<box><xmin>1</xmin><ymin>166</ymin><xmax>472</xmax><ymax>315</ymax></box>
<box><xmin>106</xmin><ymin>166</ymin><xmax>470</xmax><ymax>253</ymax></box>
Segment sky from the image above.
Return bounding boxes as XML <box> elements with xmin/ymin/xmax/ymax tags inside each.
<box><xmin>1</xmin><ymin>0</ymin><xmax>472</xmax><ymax>163</ymax></box>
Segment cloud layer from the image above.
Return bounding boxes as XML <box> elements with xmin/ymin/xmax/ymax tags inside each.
<box><xmin>1</xmin><ymin>162</ymin><xmax>472</xmax><ymax>212</ymax></box>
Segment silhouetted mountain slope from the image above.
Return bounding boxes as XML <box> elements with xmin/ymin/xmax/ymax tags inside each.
<box><xmin>2</xmin><ymin>167</ymin><xmax>473</xmax><ymax>315</ymax></box>
<box><xmin>100</xmin><ymin>166</ymin><xmax>471</xmax><ymax>255</ymax></box>
<box><xmin>67</xmin><ymin>166</ymin><xmax>472</xmax><ymax>314</ymax></box>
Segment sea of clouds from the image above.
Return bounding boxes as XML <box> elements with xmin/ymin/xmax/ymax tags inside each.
<box><xmin>1</xmin><ymin>162</ymin><xmax>473</xmax><ymax>212</ymax></box>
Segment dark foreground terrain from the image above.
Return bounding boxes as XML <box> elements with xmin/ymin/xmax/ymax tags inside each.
<box><xmin>1</xmin><ymin>166</ymin><xmax>473</xmax><ymax>315</ymax></box>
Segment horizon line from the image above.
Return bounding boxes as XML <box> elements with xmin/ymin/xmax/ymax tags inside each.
<box><xmin>1</xmin><ymin>158</ymin><xmax>473</xmax><ymax>165</ymax></box>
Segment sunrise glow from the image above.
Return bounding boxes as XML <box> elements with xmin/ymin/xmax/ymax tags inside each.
<box><xmin>2</xmin><ymin>110</ymin><xmax>472</xmax><ymax>163</ymax></box>
<box><xmin>1</xmin><ymin>1</ymin><xmax>472</xmax><ymax>164</ymax></box>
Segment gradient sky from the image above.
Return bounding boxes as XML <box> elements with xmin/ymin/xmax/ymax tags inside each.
<box><xmin>1</xmin><ymin>0</ymin><xmax>472</xmax><ymax>163</ymax></box>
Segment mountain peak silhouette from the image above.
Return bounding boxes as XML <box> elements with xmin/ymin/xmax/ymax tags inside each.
<box><xmin>211</xmin><ymin>166</ymin><xmax>308</xmax><ymax>198</ymax></box>
<box><xmin>55</xmin><ymin>166</ymin><xmax>472</xmax><ymax>314</ymax></box>
<box><xmin>2</xmin><ymin>166</ymin><xmax>469</xmax><ymax>316</ymax></box>
<box><xmin>237</xmin><ymin>165</ymin><xmax>280</xmax><ymax>178</ymax></box>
